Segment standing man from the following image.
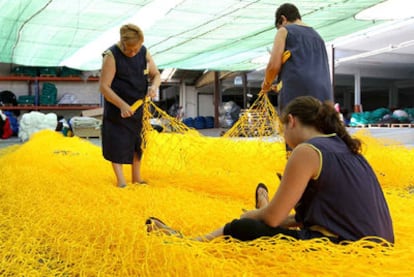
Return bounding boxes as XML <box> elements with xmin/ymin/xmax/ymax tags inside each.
<box><xmin>99</xmin><ymin>23</ymin><xmax>161</xmax><ymax>188</ymax></box>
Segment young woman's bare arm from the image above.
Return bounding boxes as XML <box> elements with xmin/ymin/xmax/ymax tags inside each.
<box><xmin>241</xmin><ymin>144</ymin><xmax>320</xmax><ymax>227</ymax></box>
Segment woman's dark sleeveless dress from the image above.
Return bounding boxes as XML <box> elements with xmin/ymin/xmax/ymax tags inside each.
<box><xmin>278</xmin><ymin>24</ymin><xmax>333</xmax><ymax>112</ymax></box>
<box><xmin>101</xmin><ymin>44</ymin><xmax>148</xmax><ymax>164</ymax></box>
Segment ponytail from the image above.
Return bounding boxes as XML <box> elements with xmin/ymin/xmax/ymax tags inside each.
<box><xmin>316</xmin><ymin>101</ymin><xmax>361</xmax><ymax>154</ymax></box>
<box><xmin>281</xmin><ymin>96</ymin><xmax>362</xmax><ymax>154</ymax></box>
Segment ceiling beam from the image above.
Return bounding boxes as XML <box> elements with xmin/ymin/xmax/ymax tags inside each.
<box><xmin>195</xmin><ymin>71</ymin><xmax>241</xmax><ymax>88</ymax></box>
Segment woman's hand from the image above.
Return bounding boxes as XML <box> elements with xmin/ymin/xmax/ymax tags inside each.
<box><xmin>120</xmin><ymin>104</ymin><xmax>133</xmax><ymax>118</ymax></box>
<box><xmin>261</xmin><ymin>80</ymin><xmax>272</xmax><ymax>93</ymax></box>
<box><xmin>147</xmin><ymin>86</ymin><xmax>158</xmax><ymax>99</ymax></box>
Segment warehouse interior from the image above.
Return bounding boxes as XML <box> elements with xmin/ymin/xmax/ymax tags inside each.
<box><xmin>1</xmin><ymin>1</ymin><xmax>414</xmax><ymax>276</ymax></box>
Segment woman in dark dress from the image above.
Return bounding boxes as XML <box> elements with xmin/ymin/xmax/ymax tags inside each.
<box><xmin>99</xmin><ymin>23</ymin><xmax>161</xmax><ymax>188</ymax></box>
<box><xmin>262</xmin><ymin>3</ymin><xmax>334</xmax><ymax>158</ymax></box>
<box><xmin>146</xmin><ymin>96</ymin><xmax>394</xmax><ymax>244</ymax></box>
<box><xmin>261</xmin><ymin>3</ymin><xmax>333</xmax><ymax>111</ymax></box>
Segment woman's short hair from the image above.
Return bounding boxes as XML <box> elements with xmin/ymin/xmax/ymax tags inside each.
<box><xmin>275</xmin><ymin>3</ymin><xmax>302</xmax><ymax>28</ymax></box>
<box><xmin>120</xmin><ymin>23</ymin><xmax>144</xmax><ymax>43</ymax></box>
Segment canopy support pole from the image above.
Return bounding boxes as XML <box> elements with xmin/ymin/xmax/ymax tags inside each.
<box><xmin>354</xmin><ymin>70</ymin><xmax>362</xmax><ymax>112</ymax></box>
<box><xmin>214</xmin><ymin>71</ymin><xmax>221</xmax><ymax>128</ymax></box>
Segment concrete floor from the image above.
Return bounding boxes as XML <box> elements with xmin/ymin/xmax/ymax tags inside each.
<box><xmin>1</xmin><ymin>127</ymin><xmax>413</xmax><ymax>149</ymax></box>
<box><xmin>348</xmin><ymin>127</ymin><xmax>414</xmax><ymax>148</ymax></box>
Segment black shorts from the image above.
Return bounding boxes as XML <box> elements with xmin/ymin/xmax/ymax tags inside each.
<box><xmin>223</xmin><ymin>218</ymin><xmax>339</xmax><ymax>243</ymax></box>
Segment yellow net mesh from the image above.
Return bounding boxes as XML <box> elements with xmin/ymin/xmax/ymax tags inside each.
<box><xmin>1</xmin><ymin>97</ymin><xmax>413</xmax><ymax>276</ymax></box>
<box><xmin>223</xmin><ymin>92</ymin><xmax>282</xmax><ymax>138</ymax></box>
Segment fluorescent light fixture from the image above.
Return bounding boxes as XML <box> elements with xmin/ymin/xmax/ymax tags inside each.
<box><xmin>61</xmin><ymin>0</ymin><xmax>185</xmax><ymax>69</ymax></box>
<box><xmin>355</xmin><ymin>0</ymin><xmax>414</xmax><ymax>20</ymax></box>
<box><xmin>330</xmin><ymin>15</ymin><xmax>414</xmax><ymax>50</ymax></box>
<box><xmin>160</xmin><ymin>68</ymin><xmax>176</xmax><ymax>81</ymax></box>
<box><xmin>335</xmin><ymin>39</ymin><xmax>414</xmax><ymax>65</ymax></box>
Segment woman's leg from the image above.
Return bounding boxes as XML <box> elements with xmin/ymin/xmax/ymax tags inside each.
<box><xmin>112</xmin><ymin>163</ymin><xmax>127</xmax><ymax>187</ymax></box>
<box><xmin>195</xmin><ymin>227</ymin><xmax>225</xmax><ymax>241</ymax></box>
<box><xmin>132</xmin><ymin>152</ymin><xmax>144</xmax><ymax>184</ymax></box>
<box><xmin>146</xmin><ymin>216</ymin><xmax>302</xmax><ymax>242</ymax></box>
<box><xmin>223</xmin><ymin>218</ymin><xmax>302</xmax><ymax>241</ymax></box>
<box><xmin>146</xmin><ymin>183</ymin><xmax>272</xmax><ymax>241</ymax></box>
<box><xmin>146</xmin><ymin>217</ymin><xmax>224</xmax><ymax>241</ymax></box>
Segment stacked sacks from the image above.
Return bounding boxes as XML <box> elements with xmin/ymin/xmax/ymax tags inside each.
<box><xmin>392</xmin><ymin>109</ymin><xmax>410</xmax><ymax>123</ymax></box>
<box><xmin>2</xmin><ymin>111</ymin><xmax>19</xmax><ymax>137</ymax></box>
<box><xmin>38</xmin><ymin>67</ymin><xmax>57</xmax><ymax>77</ymax></box>
<box><xmin>58</xmin><ymin>93</ymin><xmax>79</xmax><ymax>105</ymax></box>
<box><xmin>69</xmin><ymin>116</ymin><xmax>102</xmax><ymax>138</ymax></box>
<box><xmin>0</xmin><ymin>110</ymin><xmax>12</xmax><ymax>138</ymax></box>
<box><xmin>350</xmin><ymin>108</ymin><xmax>390</xmax><ymax>126</ymax></box>
<box><xmin>10</xmin><ymin>66</ymin><xmax>38</xmax><ymax>77</ymax></box>
<box><xmin>40</xmin><ymin>83</ymin><xmax>58</xmax><ymax>105</ymax></box>
<box><xmin>407</xmin><ymin>108</ymin><xmax>414</xmax><ymax>123</ymax></box>
<box><xmin>219</xmin><ymin>101</ymin><xmax>240</xmax><ymax>128</ymax></box>
<box><xmin>60</xmin><ymin>66</ymin><xmax>82</xmax><ymax>77</ymax></box>
<box><xmin>18</xmin><ymin>111</ymin><xmax>57</xmax><ymax>141</ymax></box>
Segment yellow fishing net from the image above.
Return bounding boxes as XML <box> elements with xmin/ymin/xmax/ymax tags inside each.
<box><xmin>1</xmin><ymin>97</ymin><xmax>413</xmax><ymax>276</ymax></box>
<box><xmin>223</xmin><ymin>92</ymin><xmax>282</xmax><ymax>138</ymax></box>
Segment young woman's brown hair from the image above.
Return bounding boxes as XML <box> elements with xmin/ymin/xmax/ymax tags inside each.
<box><xmin>281</xmin><ymin>96</ymin><xmax>362</xmax><ymax>154</ymax></box>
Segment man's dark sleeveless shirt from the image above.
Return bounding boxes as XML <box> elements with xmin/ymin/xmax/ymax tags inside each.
<box><xmin>295</xmin><ymin>134</ymin><xmax>394</xmax><ymax>243</ymax></box>
<box><xmin>278</xmin><ymin>24</ymin><xmax>333</xmax><ymax>112</ymax></box>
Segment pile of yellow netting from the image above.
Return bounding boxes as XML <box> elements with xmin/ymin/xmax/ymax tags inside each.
<box><xmin>1</xmin><ymin>96</ymin><xmax>413</xmax><ymax>276</ymax></box>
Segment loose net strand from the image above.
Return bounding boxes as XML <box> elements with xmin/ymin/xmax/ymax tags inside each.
<box><xmin>0</xmin><ymin>95</ymin><xmax>413</xmax><ymax>276</ymax></box>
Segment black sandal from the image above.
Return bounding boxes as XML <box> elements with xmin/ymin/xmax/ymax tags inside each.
<box><xmin>145</xmin><ymin>217</ymin><xmax>183</xmax><ymax>238</ymax></box>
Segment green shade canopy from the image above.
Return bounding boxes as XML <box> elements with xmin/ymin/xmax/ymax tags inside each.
<box><xmin>0</xmin><ymin>0</ymin><xmax>387</xmax><ymax>71</ymax></box>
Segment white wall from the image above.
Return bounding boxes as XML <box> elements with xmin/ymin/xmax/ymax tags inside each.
<box><xmin>182</xmin><ymin>85</ymin><xmax>197</xmax><ymax>118</ymax></box>
<box><xmin>198</xmin><ymin>93</ymin><xmax>214</xmax><ymax>117</ymax></box>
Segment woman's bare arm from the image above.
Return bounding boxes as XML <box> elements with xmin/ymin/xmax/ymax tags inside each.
<box><xmin>262</xmin><ymin>27</ymin><xmax>287</xmax><ymax>91</ymax></box>
<box><xmin>99</xmin><ymin>53</ymin><xmax>132</xmax><ymax>117</ymax></box>
<box><xmin>241</xmin><ymin>144</ymin><xmax>320</xmax><ymax>227</ymax></box>
<box><xmin>146</xmin><ymin>51</ymin><xmax>161</xmax><ymax>98</ymax></box>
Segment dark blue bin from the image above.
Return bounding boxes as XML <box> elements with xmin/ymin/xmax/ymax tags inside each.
<box><xmin>194</xmin><ymin>116</ymin><xmax>206</xmax><ymax>129</ymax></box>
<box><xmin>182</xmin><ymin>117</ymin><xmax>194</xmax><ymax>128</ymax></box>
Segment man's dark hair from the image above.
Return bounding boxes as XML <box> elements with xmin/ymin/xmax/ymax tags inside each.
<box><xmin>275</xmin><ymin>3</ymin><xmax>302</xmax><ymax>28</ymax></box>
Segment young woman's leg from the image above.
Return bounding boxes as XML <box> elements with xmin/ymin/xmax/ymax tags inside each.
<box><xmin>222</xmin><ymin>218</ymin><xmax>301</xmax><ymax>241</ymax></box>
<box><xmin>146</xmin><ymin>217</ymin><xmax>225</xmax><ymax>242</ymax></box>
<box><xmin>146</xmin><ymin>183</ymin><xmax>271</xmax><ymax>241</ymax></box>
